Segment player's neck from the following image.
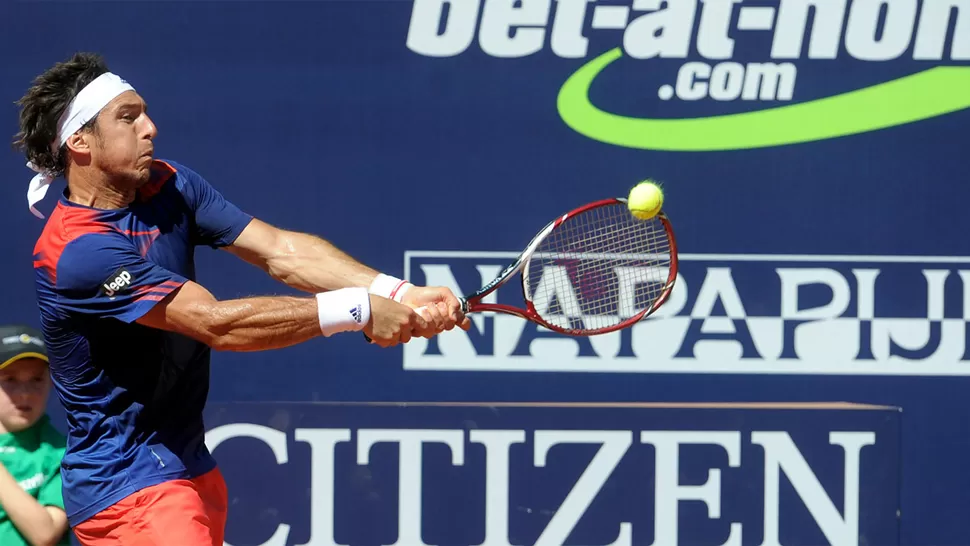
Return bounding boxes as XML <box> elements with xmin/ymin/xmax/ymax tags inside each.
<box><xmin>65</xmin><ymin>168</ymin><xmax>137</xmax><ymax>210</ymax></box>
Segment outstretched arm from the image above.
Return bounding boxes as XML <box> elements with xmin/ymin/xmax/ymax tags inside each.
<box><xmin>225</xmin><ymin>219</ymin><xmax>471</xmax><ymax>331</ymax></box>
<box><xmin>136</xmin><ymin>280</ymin><xmax>432</xmax><ymax>350</ymax></box>
<box><xmin>171</xmin><ymin>162</ymin><xmax>464</xmax><ymax>330</ymax></box>
<box><xmin>224</xmin><ymin>218</ymin><xmax>383</xmax><ymax>293</ymax></box>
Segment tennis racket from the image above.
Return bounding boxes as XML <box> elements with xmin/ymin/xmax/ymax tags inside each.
<box><xmin>429</xmin><ymin>197</ymin><xmax>678</xmax><ymax>336</ymax></box>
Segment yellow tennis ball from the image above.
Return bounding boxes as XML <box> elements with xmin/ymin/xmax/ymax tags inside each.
<box><xmin>627</xmin><ymin>181</ymin><xmax>664</xmax><ymax>220</ymax></box>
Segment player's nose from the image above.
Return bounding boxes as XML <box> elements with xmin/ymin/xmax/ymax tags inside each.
<box><xmin>142</xmin><ymin>114</ymin><xmax>158</xmax><ymax>140</ymax></box>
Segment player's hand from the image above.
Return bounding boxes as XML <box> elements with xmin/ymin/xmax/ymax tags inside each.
<box><xmin>401</xmin><ymin>286</ymin><xmax>472</xmax><ymax>333</ymax></box>
<box><xmin>364</xmin><ymin>295</ymin><xmax>432</xmax><ymax>347</ymax></box>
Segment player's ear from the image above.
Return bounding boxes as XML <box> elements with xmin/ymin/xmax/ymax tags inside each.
<box><xmin>65</xmin><ymin>130</ymin><xmax>92</xmax><ymax>155</ymax></box>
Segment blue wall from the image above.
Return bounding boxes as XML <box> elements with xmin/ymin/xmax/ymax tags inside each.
<box><xmin>1</xmin><ymin>1</ymin><xmax>968</xmax><ymax>544</ymax></box>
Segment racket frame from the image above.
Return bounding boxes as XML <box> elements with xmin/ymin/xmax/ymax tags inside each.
<box><xmin>460</xmin><ymin>197</ymin><xmax>679</xmax><ymax>336</ymax></box>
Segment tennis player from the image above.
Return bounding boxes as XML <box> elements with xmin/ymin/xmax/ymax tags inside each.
<box><xmin>15</xmin><ymin>52</ymin><xmax>470</xmax><ymax>546</ymax></box>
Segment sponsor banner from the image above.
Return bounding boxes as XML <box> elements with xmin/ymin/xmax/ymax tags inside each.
<box><xmin>407</xmin><ymin>0</ymin><xmax>970</xmax><ymax>151</ymax></box>
<box><xmin>404</xmin><ymin>251</ymin><xmax>970</xmax><ymax>375</ymax></box>
<box><xmin>205</xmin><ymin>401</ymin><xmax>901</xmax><ymax>546</ymax></box>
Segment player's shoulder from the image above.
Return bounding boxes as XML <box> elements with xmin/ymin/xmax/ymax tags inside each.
<box><xmin>143</xmin><ymin>158</ymin><xmax>216</xmax><ymax>201</ymax></box>
<box><xmin>138</xmin><ymin>158</ymin><xmax>195</xmax><ymax>201</ymax></box>
<box><xmin>33</xmin><ymin>204</ymin><xmax>128</xmax><ymax>281</ymax></box>
<box><xmin>152</xmin><ymin>158</ymin><xmax>207</xmax><ymax>187</ymax></box>
<box><xmin>36</xmin><ymin>225</ymin><xmax>136</xmax><ymax>290</ymax></box>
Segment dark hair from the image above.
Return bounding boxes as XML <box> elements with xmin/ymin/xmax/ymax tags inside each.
<box><xmin>12</xmin><ymin>52</ymin><xmax>109</xmax><ymax>176</ymax></box>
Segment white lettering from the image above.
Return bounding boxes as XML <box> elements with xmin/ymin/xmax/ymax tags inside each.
<box><xmin>922</xmin><ymin>270</ymin><xmax>948</xmax><ymax>321</ymax></box>
<box><xmin>405</xmin><ymin>254</ymin><xmax>970</xmax><ymax>375</ymax></box>
<box><xmin>845</xmin><ymin>0</ymin><xmax>917</xmax><ymax>61</ymax></box>
<box><xmin>406</xmin><ymin>0</ymin><xmax>481</xmax><ymax>57</ymax></box>
<box><xmin>615</xmin><ymin>266</ymin><xmax>672</xmax><ymax>318</ymax></box>
<box><xmin>529</xmin><ymin>265</ymin><xmax>584</xmax><ymax>326</ymax></box>
<box><xmin>469</xmin><ymin>430</ymin><xmax>526</xmax><ymax>546</ymax></box>
<box><xmin>778</xmin><ymin>268</ymin><xmax>851</xmax><ymax>320</ymax></box>
<box><xmin>961</xmin><ymin>270</ymin><xmax>970</xmax><ymax>319</ymax></box>
<box><xmin>852</xmin><ymin>269</ymin><xmax>880</xmax><ymax>320</ymax></box>
<box><xmin>691</xmin><ymin>267</ymin><xmax>747</xmax><ymax>319</ymax></box>
<box><xmin>205</xmin><ymin>424</ymin><xmax>292</xmax><ymax>546</ymax></box>
<box><xmin>675</xmin><ymin>62</ymin><xmax>712</xmax><ymax>100</ymax></box>
<box><xmin>641</xmin><ymin>431</ymin><xmax>743</xmax><ymax>546</ymax></box>
<box><xmin>671</xmin><ymin>62</ymin><xmax>797</xmax><ymax>101</ymax></box>
<box><xmin>551</xmin><ymin>0</ymin><xmax>592</xmax><ymax>58</ymax></box>
<box><xmin>533</xmin><ymin>431</ymin><xmax>633</xmax><ymax>546</ymax></box>
<box><xmin>741</xmin><ymin>63</ymin><xmax>797</xmax><ymax>100</ymax></box>
<box><xmin>709</xmin><ymin>61</ymin><xmax>747</xmax><ymax>100</ymax></box>
<box><xmin>914</xmin><ymin>0</ymin><xmax>970</xmax><ymax>60</ymax></box>
<box><xmin>697</xmin><ymin>0</ymin><xmax>740</xmax><ymax>60</ymax></box>
<box><xmin>406</xmin><ymin>0</ymin><xmax>965</xmax><ymax>63</ymax></box>
<box><xmin>207</xmin><ymin>423</ymin><xmax>892</xmax><ymax>544</ymax></box>
<box><xmin>882</xmin><ymin>270</ymin><xmax>949</xmax><ymax>357</ymax></box>
<box><xmin>624</xmin><ymin>0</ymin><xmax>697</xmax><ymax>59</ymax></box>
<box><xmin>357</xmin><ymin>430</ymin><xmax>465</xmax><ymax>546</ymax></box>
<box><xmin>771</xmin><ymin>0</ymin><xmax>846</xmax><ymax>59</ymax></box>
<box><xmin>753</xmin><ymin>431</ymin><xmax>876</xmax><ymax>546</ymax></box>
<box><xmin>294</xmin><ymin>429</ymin><xmax>352</xmax><ymax>546</ymax></box>
<box><xmin>480</xmin><ymin>0</ymin><xmax>551</xmax><ymax>57</ymax></box>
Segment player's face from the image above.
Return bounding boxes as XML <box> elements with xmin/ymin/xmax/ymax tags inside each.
<box><xmin>90</xmin><ymin>91</ymin><xmax>158</xmax><ymax>187</ymax></box>
<box><xmin>0</xmin><ymin>358</ymin><xmax>50</xmax><ymax>433</ymax></box>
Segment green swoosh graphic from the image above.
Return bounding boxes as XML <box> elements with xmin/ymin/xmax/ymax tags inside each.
<box><xmin>558</xmin><ymin>48</ymin><xmax>970</xmax><ymax>151</ymax></box>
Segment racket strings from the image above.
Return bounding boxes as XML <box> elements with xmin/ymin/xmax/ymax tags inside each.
<box><xmin>526</xmin><ymin>203</ymin><xmax>672</xmax><ymax>331</ymax></box>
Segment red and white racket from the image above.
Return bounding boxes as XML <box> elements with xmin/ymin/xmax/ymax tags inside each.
<box><xmin>448</xmin><ymin>197</ymin><xmax>678</xmax><ymax>336</ymax></box>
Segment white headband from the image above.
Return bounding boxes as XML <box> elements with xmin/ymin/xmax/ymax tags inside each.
<box><xmin>26</xmin><ymin>72</ymin><xmax>135</xmax><ymax>219</ymax></box>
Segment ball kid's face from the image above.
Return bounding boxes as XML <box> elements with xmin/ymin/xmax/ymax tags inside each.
<box><xmin>0</xmin><ymin>358</ymin><xmax>51</xmax><ymax>433</ymax></box>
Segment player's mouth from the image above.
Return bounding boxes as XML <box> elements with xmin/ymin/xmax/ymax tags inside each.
<box><xmin>15</xmin><ymin>404</ymin><xmax>32</xmax><ymax>414</ymax></box>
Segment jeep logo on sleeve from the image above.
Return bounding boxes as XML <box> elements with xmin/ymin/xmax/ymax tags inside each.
<box><xmin>100</xmin><ymin>268</ymin><xmax>134</xmax><ymax>298</ymax></box>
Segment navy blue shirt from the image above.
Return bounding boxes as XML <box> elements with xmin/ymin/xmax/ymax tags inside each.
<box><xmin>32</xmin><ymin>159</ymin><xmax>253</xmax><ymax>525</ymax></box>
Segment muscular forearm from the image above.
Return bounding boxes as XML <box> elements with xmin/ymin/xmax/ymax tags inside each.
<box><xmin>0</xmin><ymin>465</ymin><xmax>66</xmax><ymax>546</ymax></box>
<box><xmin>196</xmin><ymin>296</ymin><xmax>324</xmax><ymax>352</ymax></box>
<box><xmin>140</xmin><ymin>280</ymin><xmax>376</xmax><ymax>351</ymax></box>
<box><xmin>260</xmin><ymin>230</ymin><xmax>380</xmax><ymax>293</ymax></box>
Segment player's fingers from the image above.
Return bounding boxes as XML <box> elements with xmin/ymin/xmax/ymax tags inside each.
<box><xmin>411</xmin><ymin>309</ymin><xmax>429</xmax><ymax>330</ymax></box>
<box><xmin>435</xmin><ymin>302</ymin><xmax>457</xmax><ymax>331</ymax></box>
<box><xmin>421</xmin><ymin>303</ymin><xmax>446</xmax><ymax>334</ymax></box>
<box><xmin>459</xmin><ymin>316</ymin><xmax>472</xmax><ymax>331</ymax></box>
<box><xmin>378</xmin><ymin>327</ymin><xmax>397</xmax><ymax>347</ymax></box>
<box><xmin>409</xmin><ymin>310</ymin><xmax>433</xmax><ymax>338</ymax></box>
<box><xmin>445</xmin><ymin>295</ymin><xmax>462</xmax><ymax>323</ymax></box>
<box><xmin>396</xmin><ymin>318</ymin><xmax>412</xmax><ymax>345</ymax></box>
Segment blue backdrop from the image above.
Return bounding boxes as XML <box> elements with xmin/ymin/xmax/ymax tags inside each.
<box><xmin>1</xmin><ymin>1</ymin><xmax>967</xmax><ymax>544</ymax></box>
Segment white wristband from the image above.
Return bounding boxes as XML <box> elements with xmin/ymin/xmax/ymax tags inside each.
<box><xmin>315</xmin><ymin>288</ymin><xmax>371</xmax><ymax>337</ymax></box>
<box><xmin>369</xmin><ymin>273</ymin><xmax>412</xmax><ymax>302</ymax></box>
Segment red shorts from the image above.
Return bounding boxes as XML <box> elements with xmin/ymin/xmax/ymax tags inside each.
<box><xmin>73</xmin><ymin>468</ymin><xmax>228</xmax><ymax>546</ymax></box>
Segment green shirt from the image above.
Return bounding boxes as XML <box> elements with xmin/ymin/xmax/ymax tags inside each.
<box><xmin>0</xmin><ymin>415</ymin><xmax>70</xmax><ymax>546</ymax></box>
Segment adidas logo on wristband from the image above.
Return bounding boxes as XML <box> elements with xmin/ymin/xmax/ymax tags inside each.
<box><xmin>316</xmin><ymin>288</ymin><xmax>371</xmax><ymax>337</ymax></box>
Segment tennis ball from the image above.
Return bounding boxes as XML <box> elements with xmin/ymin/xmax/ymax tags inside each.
<box><xmin>627</xmin><ymin>180</ymin><xmax>664</xmax><ymax>220</ymax></box>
